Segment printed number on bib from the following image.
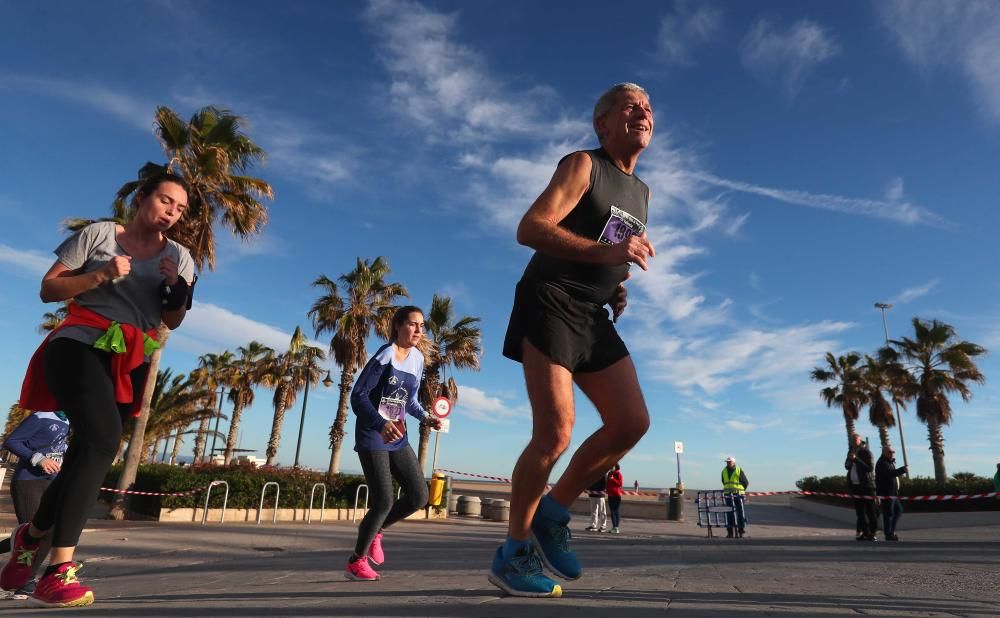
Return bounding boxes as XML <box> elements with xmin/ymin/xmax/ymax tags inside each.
<box><xmin>598</xmin><ymin>205</ymin><xmax>645</xmax><ymax>246</ymax></box>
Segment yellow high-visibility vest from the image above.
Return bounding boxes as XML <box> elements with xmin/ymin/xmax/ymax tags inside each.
<box><xmin>722</xmin><ymin>466</ymin><xmax>745</xmax><ymax>494</ymax></box>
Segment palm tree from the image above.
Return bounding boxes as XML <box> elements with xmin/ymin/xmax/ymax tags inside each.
<box><xmin>3</xmin><ymin>403</ymin><xmax>32</xmax><ymax>444</ymax></box>
<box><xmin>224</xmin><ymin>341</ymin><xmax>274</xmax><ymax>465</ymax></box>
<box><xmin>141</xmin><ymin>369</ymin><xmax>213</xmax><ymax>464</ymax></box>
<box><xmin>190</xmin><ymin>351</ymin><xmax>235</xmax><ymax>462</ymax></box>
<box><xmin>416</xmin><ymin>294</ymin><xmax>483</xmax><ymax>471</ymax></box>
<box><xmin>37</xmin><ymin>302</ymin><xmax>71</xmax><ymax>334</ymax></box>
<box><xmin>860</xmin><ymin>354</ymin><xmax>903</xmax><ymax>452</ymax></box>
<box><xmin>309</xmin><ymin>257</ymin><xmax>408</xmax><ymax>475</ymax></box>
<box><xmin>810</xmin><ymin>352</ymin><xmax>867</xmax><ymax>449</ymax></box>
<box><xmin>885</xmin><ymin>318</ymin><xmax>987</xmax><ymax>485</ymax></box>
<box><xmin>106</xmin><ymin>105</ymin><xmax>273</xmax><ymax>518</ymax></box>
<box><xmin>259</xmin><ymin>327</ymin><xmax>327</xmax><ymax>466</ymax></box>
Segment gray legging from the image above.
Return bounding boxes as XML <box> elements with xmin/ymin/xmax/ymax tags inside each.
<box><xmin>354</xmin><ymin>446</ymin><xmax>428</xmax><ymax>557</ymax></box>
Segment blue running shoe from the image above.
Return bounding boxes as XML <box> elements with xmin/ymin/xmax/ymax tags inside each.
<box><xmin>487</xmin><ymin>546</ymin><xmax>562</xmax><ymax>597</ymax></box>
<box><xmin>531</xmin><ymin>511</ymin><xmax>582</xmax><ymax>580</ymax></box>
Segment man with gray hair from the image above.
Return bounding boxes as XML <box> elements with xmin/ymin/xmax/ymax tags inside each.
<box><xmin>488</xmin><ymin>83</ymin><xmax>656</xmax><ymax>598</ymax></box>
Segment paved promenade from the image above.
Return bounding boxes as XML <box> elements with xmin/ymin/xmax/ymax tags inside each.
<box><xmin>0</xmin><ymin>501</ymin><xmax>997</xmax><ymax>616</ymax></box>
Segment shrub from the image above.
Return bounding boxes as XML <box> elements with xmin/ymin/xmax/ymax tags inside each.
<box><xmin>794</xmin><ymin>473</ymin><xmax>998</xmax><ymax>512</ymax></box>
<box><xmin>103</xmin><ymin>463</ymin><xmax>366</xmax><ymax>518</ymax></box>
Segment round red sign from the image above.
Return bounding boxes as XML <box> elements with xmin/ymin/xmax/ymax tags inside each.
<box><xmin>432</xmin><ymin>396</ymin><xmax>452</xmax><ymax>418</ymax></box>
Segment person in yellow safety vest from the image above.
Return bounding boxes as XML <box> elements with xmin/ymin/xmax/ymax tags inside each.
<box><xmin>721</xmin><ymin>456</ymin><xmax>749</xmax><ymax>538</ymax></box>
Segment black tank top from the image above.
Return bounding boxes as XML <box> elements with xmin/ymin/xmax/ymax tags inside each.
<box><xmin>522</xmin><ymin>148</ymin><xmax>650</xmax><ymax>304</ymax></box>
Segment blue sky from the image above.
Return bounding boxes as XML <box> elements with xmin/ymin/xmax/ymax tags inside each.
<box><xmin>1</xmin><ymin>0</ymin><xmax>998</xmax><ymax>491</ymax></box>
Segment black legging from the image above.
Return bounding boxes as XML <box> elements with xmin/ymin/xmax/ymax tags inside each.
<box><xmin>608</xmin><ymin>495</ymin><xmax>622</xmax><ymax>528</ymax></box>
<box><xmin>32</xmin><ymin>338</ymin><xmax>147</xmax><ymax>548</ymax></box>
<box><xmin>354</xmin><ymin>446</ymin><xmax>428</xmax><ymax>557</ymax></box>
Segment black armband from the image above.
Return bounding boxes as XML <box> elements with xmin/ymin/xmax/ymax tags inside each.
<box><xmin>161</xmin><ymin>275</ymin><xmax>190</xmax><ymax>311</ymax></box>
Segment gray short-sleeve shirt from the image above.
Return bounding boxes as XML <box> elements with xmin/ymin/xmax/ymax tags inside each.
<box><xmin>51</xmin><ymin>222</ymin><xmax>195</xmax><ymax>345</ymax></box>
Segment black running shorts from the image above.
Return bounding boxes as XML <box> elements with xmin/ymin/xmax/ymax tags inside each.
<box><xmin>502</xmin><ymin>277</ymin><xmax>629</xmax><ymax>373</ymax></box>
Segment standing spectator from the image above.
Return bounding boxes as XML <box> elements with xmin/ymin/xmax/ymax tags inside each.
<box><xmin>585</xmin><ymin>472</ymin><xmax>608</xmax><ymax>532</ymax></box>
<box><xmin>875</xmin><ymin>445</ymin><xmax>908</xmax><ymax>541</ymax></box>
<box><xmin>633</xmin><ymin>480</ymin><xmax>639</xmax><ymax>493</ymax></box>
<box><xmin>993</xmin><ymin>463</ymin><xmax>1000</xmax><ymax>493</ymax></box>
<box><xmin>721</xmin><ymin>456</ymin><xmax>749</xmax><ymax>538</ymax></box>
<box><xmin>845</xmin><ymin>434</ymin><xmax>878</xmax><ymax>541</ymax></box>
<box><xmin>1</xmin><ymin>411</ymin><xmax>69</xmax><ymax>599</ymax></box>
<box><xmin>606</xmin><ymin>463</ymin><xmax>624</xmax><ymax>534</ymax></box>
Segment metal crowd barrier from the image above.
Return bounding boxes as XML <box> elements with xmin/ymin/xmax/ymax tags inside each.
<box><xmin>201</xmin><ymin>480</ymin><xmax>229</xmax><ymax>525</ymax></box>
<box><xmin>257</xmin><ymin>481</ymin><xmax>280</xmax><ymax>524</ymax></box>
<box><xmin>308</xmin><ymin>483</ymin><xmax>327</xmax><ymax>523</ymax></box>
<box><xmin>695</xmin><ymin>490</ymin><xmax>734</xmax><ymax>537</ymax></box>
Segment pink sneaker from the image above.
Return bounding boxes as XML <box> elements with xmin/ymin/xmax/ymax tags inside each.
<box><xmin>368</xmin><ymin>533</ymin><xmax>385</xmax><ymax>565</ymax></box>
<box><xmin>0</xmin><ymin>524</ymin><xmax>40</xmax><ymax>591</ymax></box>
<box><xmin>344</xmin><ymin>555</ymin><xmax>379</xmax><ymax>581</ymax></box>
<box><xmin>29</xmin><ymin>562</ymin><xmax>94</xmax><ymax>608</ymax></box>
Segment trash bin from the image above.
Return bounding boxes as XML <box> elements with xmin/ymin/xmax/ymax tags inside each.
<box><xmin>428</xmin><ymin>472</ymin><xmax>446</xmax><ymax>507</ymax></box>
<box><xmin>667</xmin><ymin>487</ymin><xmax>684</xmax><ymax>521</ymax></box>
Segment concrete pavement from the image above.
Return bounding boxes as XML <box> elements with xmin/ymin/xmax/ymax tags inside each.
<box><xmin>0</xmin><ymin>500</ymin><xmax>997</xmax><ymax>616</ymax></box>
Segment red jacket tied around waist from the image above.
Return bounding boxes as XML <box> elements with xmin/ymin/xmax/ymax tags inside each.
<box><xmin>19</xmin><ymin>303</ymin><xmax>157</xmax><ymax>416</ymax></box>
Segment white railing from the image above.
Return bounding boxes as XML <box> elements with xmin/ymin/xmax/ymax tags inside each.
<box><xmin>257</xmin><ymin>481</ymin><xmax>280</xmax><ymax>524</ymax></box>
<box><xmin>308</xmin><ymin>483</ymin><xmax>327</xmax><ymax>524</ymax></box>
<box><xmin>352</xmin><ymin>484</ymin><xmax>369</xmax><ymax>523</ymax></box>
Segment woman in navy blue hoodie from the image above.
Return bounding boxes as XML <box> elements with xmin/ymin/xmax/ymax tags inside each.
<box><xmin>2</xmin><ymin>411</ymin><xmax>69</xmax><ymax>598</ymax></box>
<box><xmin>344</xmin><ymin>306</ymin><xmax>441</xmax><ymax>581</ymax></box>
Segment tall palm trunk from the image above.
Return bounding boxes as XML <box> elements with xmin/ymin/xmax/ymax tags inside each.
<box><xmin>109</xmin><ymin>325</ymin><xmax>170</xmax><ymax>520</ymax></box>
<box><xmin>266</xmin><ymin>385</ymin><xmax>289</xmax><ymax>466</ymax></box>
<box><xmin>143</xmin><ymin>437</ymin><xmax>158</xmax><ymax>464</ymax></box>
<box><xmin>193</xmin><ymin>415</ymin><xmax>210</xmax><ymax>463</ymax></box>
<box><xmin>224</xmin><ymin>398</ymin><xmax>247</xmax><ymax>465</ymax></box>
<box><xmin>877</xmin><ymin>425</ymin><xmax>891</xmax><ymax>452</ymax></box>
<box><xmin>417</xmin><ymin>423</ymin><xmax>432</xmax><ymax>473</ymax></box>
<box><xmin>927</xmin><ymin>419</ymin><xmax>947</xmax><ymax>485</ymax></box>
<box><xmin>844</xmin><ymin>416</ymin><xmax>857</xmax><ymax>451</ymax></box>
<box><xmin>328</xmin><ymin>367</ymin><xmax>353</xmax><ymax>475</ymax></box>
<box><xmin>170</xmin><ymin>429</ymin><xmax>182</xmax><ymax>464</ymax></box>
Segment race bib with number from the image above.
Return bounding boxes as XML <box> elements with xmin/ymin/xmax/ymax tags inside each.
<box><xmin>378</xmin><ymin>396</ymin><xmax>406</xmax><ymax>423</ymax></box>
<box><xmin>598</xmin><ymin>205</ymin><xmax>645</xmax><ymax>246</ymax></box>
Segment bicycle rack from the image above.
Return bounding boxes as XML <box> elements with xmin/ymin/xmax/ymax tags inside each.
<box><xmin>201</xmin><ymin>480</ymin><xmax>229</xmax><ymax>525</ymax></box>
<box><xmin>308</xmin><ymin>483</ymin><xmax>327</xmax><ymax>523</ymax></box>
<box><xmin>257</xmin><ymin>481</ymin><xmax>280</xmax><ymax>524</ymax></box>
<box><xmin>352</xmin><ymin>484</ymin><xmax>369</xmax><ymax>522</ymax></box>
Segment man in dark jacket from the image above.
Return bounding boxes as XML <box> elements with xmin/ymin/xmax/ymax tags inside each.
<box><xmin>875</xmin><ymin>445</ymin><xmax>908</xmax><ymax>541</ymax></box>
<box><xmin>845</xmin><ymin>434</ymin><xmax>878</xmax><ymax>541</ymax></box>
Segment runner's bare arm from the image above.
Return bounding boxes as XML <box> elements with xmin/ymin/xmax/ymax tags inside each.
<box><xmin>517</xmin><ymin>153</ymin><xmax>655</xmax><ymax>268</ymax></box>
<box><xmin>40</xmin><ymin>258</ymin><xmax>130</xmax><ymax>303</ymax></box>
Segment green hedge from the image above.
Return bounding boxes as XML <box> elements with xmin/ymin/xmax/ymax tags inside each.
<box><xmin>795</xmin><ymin>473</ymin><xmax>999</xmax><ymax>512</ymax></box>
<box><xmin>102</xmin><ymin>463</ymin><xmax>367</xmax><ymax>518</ymax></box>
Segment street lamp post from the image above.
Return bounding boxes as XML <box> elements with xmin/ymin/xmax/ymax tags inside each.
<box><xmin>292</xmin><ymin>369</ymin><xmax>333</xmax><ymax>468</ymax></box>
<box><xmin>209</xmin><ymin>386</ymin><xmax>226</xmax><ymax>463</ymax></box>
<box><xmin>875</xmin><ymin>302</ymin><xmax>909</xmax><ymax>472</ymax></box>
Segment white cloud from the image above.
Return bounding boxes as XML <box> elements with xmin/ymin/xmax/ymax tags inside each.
<box><xmin>740</xmin><ymin>19</ymin><xmax>840</xmax><ymax>96</ymax></box>
<box><xmin>692</xmin><ymin>171</ymin><xmax>944</xmax><ymax>226</ymax></box>
<box><xmin>455</xmin><ymin>385</ymin><xmax>527</xmax><ymax>422</ymax></box>
<box><xmin>0</xmin><ymin>243</ymin><xmax>52</xmax><ymax>277</ymax></box>
<box><xmin>170</xmin><ymin>301</ymin><xmax>323</xmax><ymax>357</ymax></box>
<box><xmin>877</xmin><ymin>0</ymin><xmax>1000</xmax><ymax>122</ymax></box>
<box><xmin>725</xmin><ymin>419</ymin><xmax>756</xmax><ymax>432</ymax></box>
<box><xmin>364</xmin><ymin>0</ymin><xmax>581</xmax><ymax>143</ymax></box>
<box><xmin>0</xmin><ymin>73</ymin><xmax>153</xmax><ymax>130</ymax></box>
<box><xmin>655</xmin><ymin>1</ymin><xmax>722</xmax><ymax>67</ymax></box>
<box><xmin>645</xmin><ymin>320</ymin><xmax>854</xmax><ymax>395</ymax></box>
<box><xmin>889</xmin><ymin>278</ymin><xmax>940</xmax><ymax>305</ymax></box>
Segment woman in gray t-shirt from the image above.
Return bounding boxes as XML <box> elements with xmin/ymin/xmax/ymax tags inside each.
<box><xmin>6</xmin><ymin>173</ymin><xmax>195</xmax><ymax>608</ymax></box>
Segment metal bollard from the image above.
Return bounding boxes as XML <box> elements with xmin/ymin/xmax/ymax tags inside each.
<box><xmin>201</xmin><ymin>480</ymin><xmax>229</xmax><ymax>525</ymax></box>
<box><xmin>257</xmin><ymin>482</ymin><xmax>280</xmax><ymax>524</ymax></box>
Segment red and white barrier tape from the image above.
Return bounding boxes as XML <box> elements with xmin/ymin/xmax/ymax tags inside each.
<box><xmin>438</xmin><ymin>468</ymin><xmax>661</xmax><ymax>497</ymax></box>
<box><xmin>439</xmin><ymin>470</ymin><xmax>1000</xmax><ymax>502</ymax></box>
<box><xmin>703</xmin><ymin>489</ymin><xmax>1000</xmax><ymax>501</ymax></box>
<box><xmin>98</xmin><ymin>485</ymin><xmax>204</xmax><ymax>497</ymax></box>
